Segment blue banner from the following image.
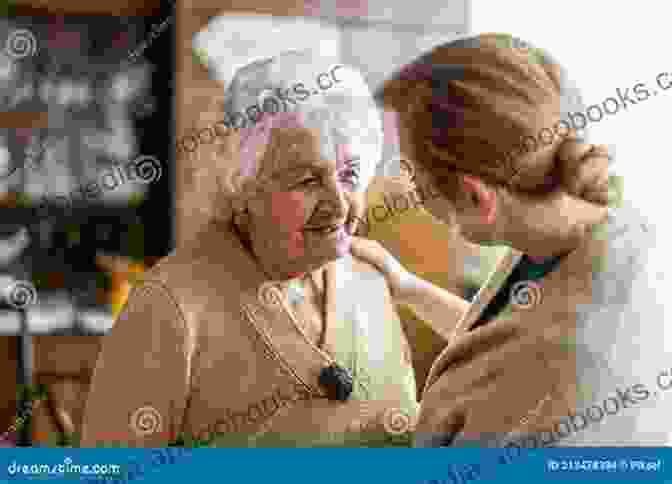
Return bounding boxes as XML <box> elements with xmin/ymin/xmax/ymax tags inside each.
<box><xmin>0</xmin><ymin>448</ymin><xmax>670</xmax><ymax>484</ymax></box>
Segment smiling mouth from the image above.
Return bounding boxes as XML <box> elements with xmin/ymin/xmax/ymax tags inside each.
<box><xmin>304</xmin><ymin>223</ymin><xmax>343</xmax><ymax>235</ymax></box>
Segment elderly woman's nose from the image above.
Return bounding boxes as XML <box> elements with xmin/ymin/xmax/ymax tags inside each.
<box><xmin>318</xmin><ymin>176</ymin><xmax>349</xmax><ymax>216</ymax></box>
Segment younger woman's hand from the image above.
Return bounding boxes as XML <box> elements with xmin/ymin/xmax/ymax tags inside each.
<box><xmin>350</xmin><ymin>236</ymin><xmax>469</xmax><ymax>341</ymax></box>
<box><xmin>557</xmin><ymin>141</ymin><xmax>612</xmax><ymax>205</ymax></box>
<box><xmin>349</xmin><ymin>237</ymin><xmax>415</xmax><ymax>302</ymax></box>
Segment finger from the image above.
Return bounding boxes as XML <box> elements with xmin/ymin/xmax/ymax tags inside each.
<box><xmin>350</xmin><ymin>237</ymin><xmax>381</xmax><ymax>255</ymax></box>
<box><xmin>579</xmin><ymin>144</ymin><xmax>611</xmax><ymax>202</ymax></box>
<box><xmin>557</xmin><ymin>141</ymin><xmax>595</xmax><ymax>193</ymax></box>
<box><xmin>590</xmin><ymin>144</ymin><xmax>611</xmax><ymax>158</ymax></box>
<box><xmin>575</xmin><ymin>154</ymin><xmax>609</xmax><ymax>190</ymax></box>
<box><xmin>558</xmin><ymin>141</ymin><xmax>609</xmax><ymax>195</ymax></box>
<box><xmin>575</xmin><ymin>158</ymin><xmax>610</xmax><ymax>205</ymax></box>
<box><xmin>581</xmin><ymin>175</ymin><xmax>610</xmax><ymax>205</ymax></box>
<box><xmin>351</xmin><ymin>239</ymin><xmax>386</xmax><ymax>260</ymax></box>
<box><xmin>583</xmin><ymin>174</ymin><xmax>611</xmax><ymax>205</ymax></box>
<box><xmin>556</xmin><ymin>138</ymin><xmax>593</xmax><ymax>164</ymax></box>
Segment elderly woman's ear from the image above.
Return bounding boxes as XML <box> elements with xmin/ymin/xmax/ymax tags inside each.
<box><xmin>178</xmin><ymin>95</ymin><xmax>243</xmax><ymax>230</ymax></box>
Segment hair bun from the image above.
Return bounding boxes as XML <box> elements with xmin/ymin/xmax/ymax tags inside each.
<box><xmin>555</xmin><ymin>138</ymin><xmax>611</xmax><ymax>205</ymax></box>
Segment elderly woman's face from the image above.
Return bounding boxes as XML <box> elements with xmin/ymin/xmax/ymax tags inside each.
<box><xmin>245</xmin><ymin>122</ymin><xmax>367</xmax><ymax>271</ymax></box>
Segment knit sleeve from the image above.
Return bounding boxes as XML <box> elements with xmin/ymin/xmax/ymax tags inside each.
<box><xmin>80</xmin><ymin>280</ymin><xmax>194</xmax><ymax>448</ymax></box>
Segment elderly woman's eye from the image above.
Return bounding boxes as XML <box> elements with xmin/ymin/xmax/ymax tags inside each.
<box><xmin>296</xmin><ymin>177</ymin><xmax>320</xmax><ymax>188</ymax></box>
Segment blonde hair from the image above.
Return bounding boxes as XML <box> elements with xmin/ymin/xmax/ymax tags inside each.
<box><xmin>376</xmin><ymin>33</ymin><xmax>609</xmax><ymax>205</ymax></box>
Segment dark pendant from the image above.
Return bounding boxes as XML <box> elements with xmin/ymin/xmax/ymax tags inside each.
<box><xmin>318</xmin><ymin>364</ymin><xmax>353</xmax><ymax>402</ymax></box>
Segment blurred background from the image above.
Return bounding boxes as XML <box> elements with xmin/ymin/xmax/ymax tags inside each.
<box><xmin>0</xmin><ymin>9</ymin><xmax>173</xmax><ymax>335</ymax></box>
<box><xmin>471</xmin><ymin>0</ymin><xmax>672</xmax><ymax>249</ymax></box>
<box><xmin>4</xmin><ymin>0</ymin><xmax>668</xmax><ymax>448</ymax></box>
<box><xmin>3</xmin><ymin>0</ymin><xmax>491</xmax><ymax>447</ymax></box>
<box><xmin>0</xmin><ymin>0</ymin><xmax>172</xmax><ymax>446</ymax></box>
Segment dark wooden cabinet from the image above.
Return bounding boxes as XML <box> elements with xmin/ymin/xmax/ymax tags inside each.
<box><xmin>0</xmin><ymin>337</ymin><xmax>17</xmax><ymax>433</ymax></box>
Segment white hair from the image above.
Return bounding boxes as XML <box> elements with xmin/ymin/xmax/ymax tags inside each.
<box><xmin>220</xmin><ymin>49</ymin><xmax>382</xmax><ymax>200</ymax></box>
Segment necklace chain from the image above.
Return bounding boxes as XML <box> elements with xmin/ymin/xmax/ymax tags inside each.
<box><xmin>279</xmin><ymin>269</ymin><xmax>330</xmax><ymax>354</ymax></box>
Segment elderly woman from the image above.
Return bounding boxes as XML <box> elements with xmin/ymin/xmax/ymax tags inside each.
<box><xmin>367</xmin><ymin>33</ymin><xmax>671</xmax><ymax>447</ymax></box>
<box><xmin>80</xmin><ymin>50</ymin><xmax>470</xmax><ymax>448</ymax></box>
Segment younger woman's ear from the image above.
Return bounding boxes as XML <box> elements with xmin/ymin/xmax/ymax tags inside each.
<box><xmin>461</xmin><ymin>175</ymin><xmax>497</xmax><ymax>224</ymax></box>
<box><xmin>398</xmin><ymin>158</ymin><xmax>416</xmax><ymax>183</ymax></box>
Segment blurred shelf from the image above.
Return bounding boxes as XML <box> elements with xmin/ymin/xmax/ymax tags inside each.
<box><xmin>0</xmin><ymin>205</ymin><xmax>148</xmax><ymax>224</ymax></box>
<box><xmin>0</xmin><ymin>310</ymin><xmax>21</xmax><ymax>334</ymax></box>
<box><xmin>0</xmin><ymin>294</ymin><xmax>114</xmax><ymax>335</ymax></box>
